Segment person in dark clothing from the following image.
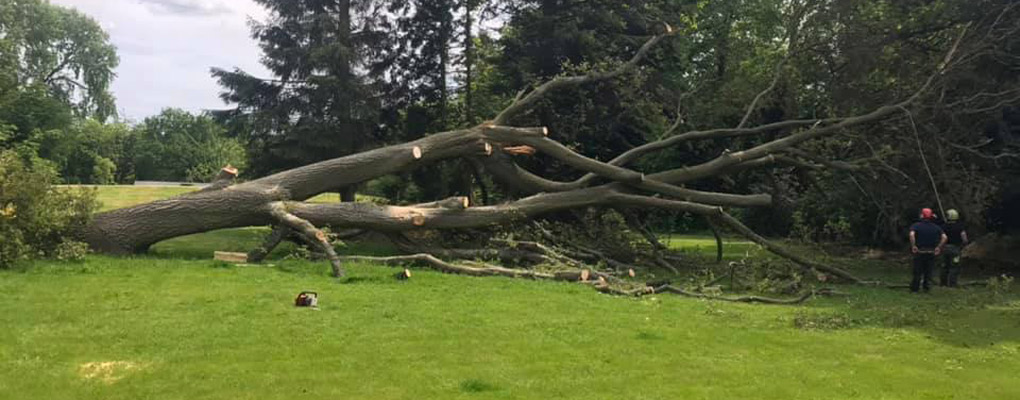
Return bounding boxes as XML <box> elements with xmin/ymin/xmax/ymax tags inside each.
<box><xmin>909</xmin><ymin>208</ymin><xmax>947</xmax><ymax>293</ymax></box>
<box><xmin>939</xmin><ymin>209</ymin><xmax>969</xmax><ymax>287</ymax></box>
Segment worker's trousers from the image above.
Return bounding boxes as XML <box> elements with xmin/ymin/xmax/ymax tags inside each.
<box><xmin>940</xmin><ymin>245</ymin><xmax>962</xmax><ymax>287</ymax></box>
<box><xmin>911</xmin><ymin>253</ymin><xmax>936</xmax><ymax>293</ymax></box>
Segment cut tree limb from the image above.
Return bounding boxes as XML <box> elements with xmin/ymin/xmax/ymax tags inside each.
<box><xmin>247</xmin><ymin>224</ymin><xmax>290</xmax><ymax>263</ymax></box>
<box><xmin>594</xmin><ymin>283</ymin><xmax>849</xmax><ymax>305</ymax></box>
<box><xmin>340</xmin><ymin>254</ymin><xmax>557</xmax><ymax>279</ymax></box>
<box><xmin>269</xmin><ymin>202</ymin><xmax>345</xmax><ymax>278</ymax></box>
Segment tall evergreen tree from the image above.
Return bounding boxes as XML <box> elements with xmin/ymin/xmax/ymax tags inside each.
<box><xmin>212</xmin><ymin>0</ymin><xmax>395</xmax><ymax>181</ymax></box>
<box><xmin>391</xmin><ymin>0</ymin><xmax>457</xmax><ymax>131</ymax></box>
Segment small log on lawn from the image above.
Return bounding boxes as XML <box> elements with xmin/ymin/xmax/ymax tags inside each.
<box><xmin>214</xmin><ymin>251</ymin><xmax>249</xmax><ymax>263</ymax></box>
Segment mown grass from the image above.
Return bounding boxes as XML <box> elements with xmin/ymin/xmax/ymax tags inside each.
<box><xmin>2</xmin><ymin>256</ymin><xmax>1018</xmax><ymax>400</ymax></box>
<box><xmin>1</xmin><ymin>186</ymin><xmax>1017</xmax><ymax>399</ymax></box>
<box><xmin>661</xmin><ymin>234</ymin><xmax>758</xmax><ymax>259</ymax></box>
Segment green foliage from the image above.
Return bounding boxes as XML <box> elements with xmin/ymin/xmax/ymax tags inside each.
<box><xmin>133</xmin><ymin>109</ymin><xmax>247</xmax><ymax>182</ymax></box>
<box><xmin>0</xmin><ymin>150</ymin><xmax>97</xmax><ymax>269</ymax></box>
<box><xmin>363</xmin><ymin>175</ymin><xmax>417</xmax><ymax>203</ymax></box>
<box><xmin>212</xmin><ymin>0</ymin><xmax>394</xmax><ymax>176</ymax></box>
<box><xmin>91</xmin><ymin>156</ymin><xmax>117</xmax><ymax>185</ymax></box>
<box><xmin>0</xmin><ymin>84</ymin><xmax>74</xmax><ymax>143</ymax></box>
<box><xmin>791</xmin><ymin>208</ymin><xmax>854</xmax><ymax>243</ymax></box>
<box><xmin>53</xmin><ymin>240</ymin><xmax>90</xmax><ymax>262</ymax></box>
<box><xmin>0</xmin><ymin>0</ymin><xmax>118</xmax><ymax>121</ymax></box>
<box><xmin>491</xmin><ymin>0</ymin><xmax>688</xmax><ymax>182</ymax></box>
<box><xmin>0</xmin><ymin>1</ymin><xmax>121</xmax><ymax>186</ymax></box>
<box><xmin>37</xmin><ymin>119</ymin><xmax>135</xmax><ymax>184</ymax></box>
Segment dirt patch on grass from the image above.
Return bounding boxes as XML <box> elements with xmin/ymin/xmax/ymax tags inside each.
<box><xmin>78</xmin><ymin>361</ymin><xmax>146</xmax><ymax>384</ymax></box>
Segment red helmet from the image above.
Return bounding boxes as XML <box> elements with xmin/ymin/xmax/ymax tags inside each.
<box><xmin>920</xmin><ymin>208</ymin><xmax>935</xmax><ymax>220</ymax></box>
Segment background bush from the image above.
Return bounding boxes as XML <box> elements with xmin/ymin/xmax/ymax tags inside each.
<box><xmin>0</xmin><ymin>150</ymin><xmax>97</xmax><ymax>269</ymax></box>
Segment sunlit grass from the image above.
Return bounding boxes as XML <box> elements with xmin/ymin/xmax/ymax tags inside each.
<box><xmin>5</xmin><ymin>186</ymin><xmax>1013</xmax><ymax>399</ymax></box>
<box><xmin>660</xmin><ymin>234</ymin><xmax>758</xmax><ymax>260</ymax></box>
<box><xmin>3</xmin><ymin>253</ymin><xmax>1018</xmax><ymax>399</ymax></box>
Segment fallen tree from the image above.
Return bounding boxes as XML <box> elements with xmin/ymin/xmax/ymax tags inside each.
<box><xmin>84</xmin><ymin>20</ymin><xmax>977</xmax><ymax>290</ymax></box>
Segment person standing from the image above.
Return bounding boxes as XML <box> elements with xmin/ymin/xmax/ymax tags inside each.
<box><xmin>940</xmin><ymin>209</ymin><xmax>969</xmax><ymax>287</ymax></box>
<box><xmin>909</xmin><ymin>208</ymin><xmax>947</xmax><ymax>293</ymax></box>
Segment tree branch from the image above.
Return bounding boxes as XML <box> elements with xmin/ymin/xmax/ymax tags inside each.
<box><xmin>493</xmin><ymin>26</ymin><xmax>674</xmax><ymax>125</ymax></box>
<box><xmin>269</xmin><ymin>202</ymin><xmax>345</xmax><ymax>277</ymax></box>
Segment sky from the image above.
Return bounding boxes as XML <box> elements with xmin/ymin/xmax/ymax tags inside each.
<box><xmin>50</xmin><ymin>0</ymin><xmax>271</xmax><ymax>121</ymax></box>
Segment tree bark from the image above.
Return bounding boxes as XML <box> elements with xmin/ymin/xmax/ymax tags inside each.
<box><xmin>463</xmin><ymin>0</ymin><xmax>475</xmax><ymax>124</ymax></box>
<box><xmin>706</xmin><ymin>217</ymin><xmax>724</xmax><ymax>263</ymax></box>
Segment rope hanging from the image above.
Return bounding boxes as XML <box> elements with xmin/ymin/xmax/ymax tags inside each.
<box><xmin>901</xmin><ymin>106</ymin><xmax>945</xmax><ymax>218</ymax></box>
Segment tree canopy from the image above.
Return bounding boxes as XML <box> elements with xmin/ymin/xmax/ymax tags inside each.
<box><xmin>0</xmin><ymin>0</ymin><xmax>118</xmax><ymax>123</ymax></box>
<box><xmin>133</xmin><ymin>109</ymin><xmax>247</xmax><ymax>183</ymax></box>
<box><xmin>212</xmin><ymin>0</ymin><xmax>396</xmax><ymax>178</ymax></box>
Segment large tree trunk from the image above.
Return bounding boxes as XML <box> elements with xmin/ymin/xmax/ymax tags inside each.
<box><xmin>86</xmin><ymin>129</ymin><xmax>490</xmax><ymax>253</ymax></box>
<box><xmin>463</xmin><ymin>0</ymin><xmax>475</xmax><ymax>124</ymax></box>
<box><xmin>84</xmin><ymin>26</ymin><xmax>970</xmax><ymax>287</ymax></box>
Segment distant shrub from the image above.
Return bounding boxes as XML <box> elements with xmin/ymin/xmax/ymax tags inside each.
<box><xmin>54</xmin><ymin>240</ymin><xmax>91</xmax><ymax>262</ymax></box>
<box><xmin>0</xmin><ymin>150</ymin><xmax>97</xmax><ymax>269</ymax></box>
<box><xmin>987</xmin><ymin>274</ymin><xmax>1015</xmax><ymax>300</ymax></box>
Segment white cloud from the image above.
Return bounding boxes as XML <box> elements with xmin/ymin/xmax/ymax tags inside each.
<box><xmin>135</xmin><ymin>0</ymin><xmax>231</xmax><ymax>16</ymax></box>
<box><xmin>49</xmin><ymin>0</ymin><xmax>271</xmax><ymax>121</ymax></box>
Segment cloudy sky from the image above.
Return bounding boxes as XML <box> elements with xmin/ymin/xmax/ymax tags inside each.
<box><xmin>51</xmin><ymin>0</ymin><xmax>271</xmax><ymax>121</ymax></box>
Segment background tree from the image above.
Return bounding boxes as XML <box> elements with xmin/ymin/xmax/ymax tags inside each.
<box><xmin>0</xmin><ymin>0</ymin><xmax>120</xmax><ymax>187</ymax></box>
<box><xmin>133</xmin><ymin>109</ymin><xmax>247</xmax><ymax>183</ymax></box>
<box><xmin>212</xmin><ymin>0</ymin><xmax>397</xmax><ymax>195</ymax></box>
<box><xmin>37</xmin><ymin>119</ymin><xmax>134</xmax><ymax>184</ymax></box>
<box><xmin>0</xmin><ymin>0</ymin><xmax>118</xmax><ymax>123</ymax></box>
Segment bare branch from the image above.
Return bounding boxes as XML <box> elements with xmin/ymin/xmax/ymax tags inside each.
<box><xmin>709</xmin><ymin>212</ymin><xmax>864</xmax><ymax>283</ymax></box>
<box><xmin>946</xmin><ymin>141</ymin><xmax>1020</xmax><ymax>162</ymax></box>
<box><xmin>737</xmin><ymin>58</ymin><xmax>787</xmax><ymax>129</ymax></box>
<box><xmin>493</xmin><ymin>28</ymin><xmax>674</xmax><ymax>125</ymax></box>
<box><xmin>341</xmin><ymin>254</ymin><xmax>558</xmax><ymax>279</ymax></box>
<box><xmin>593</xmin><ymin>281</ymin><xmax>849</xmax><ymax>304</ymax></box>
<box><xmin>484</xmin><ymin>125</ymin><xmax>772</xmax><ymax>207</ymax></box>
<box><xmin>782</xmin><ymin>148</ymin><xmax>862</xmax><ymax>171</ymax></box>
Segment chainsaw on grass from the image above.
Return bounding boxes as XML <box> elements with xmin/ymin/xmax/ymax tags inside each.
<box><xmin>294</xmin><ymin>291</ymin><xmax>318</xmax><ymax>307</ymax></box>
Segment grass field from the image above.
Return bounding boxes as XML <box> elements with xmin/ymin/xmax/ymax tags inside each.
<box><xmin>2</xmin><ymin>187</ymin><xmax>1018</xmax><ymax>399</ymax></box>
<box><xmin>661</xmin><ymin>234</ymin><xmax>758</xmax><ymax>259</ymax></box>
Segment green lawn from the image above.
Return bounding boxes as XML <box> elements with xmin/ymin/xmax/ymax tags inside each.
<box><xmin>2</xmin><ymin>187</ymin><xmax>1017</xmax><ymax>399</ymax></box>
<box><xmin>661</xmin><ymin>234</ymin><xmax>759</xmax><ymax>259</ymax></box>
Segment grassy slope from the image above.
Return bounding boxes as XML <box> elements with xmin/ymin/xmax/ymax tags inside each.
<box><xmin>1</xmin><ymin>187</ymin><xmax>1017</xmax><ymax>399</ymax></box>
